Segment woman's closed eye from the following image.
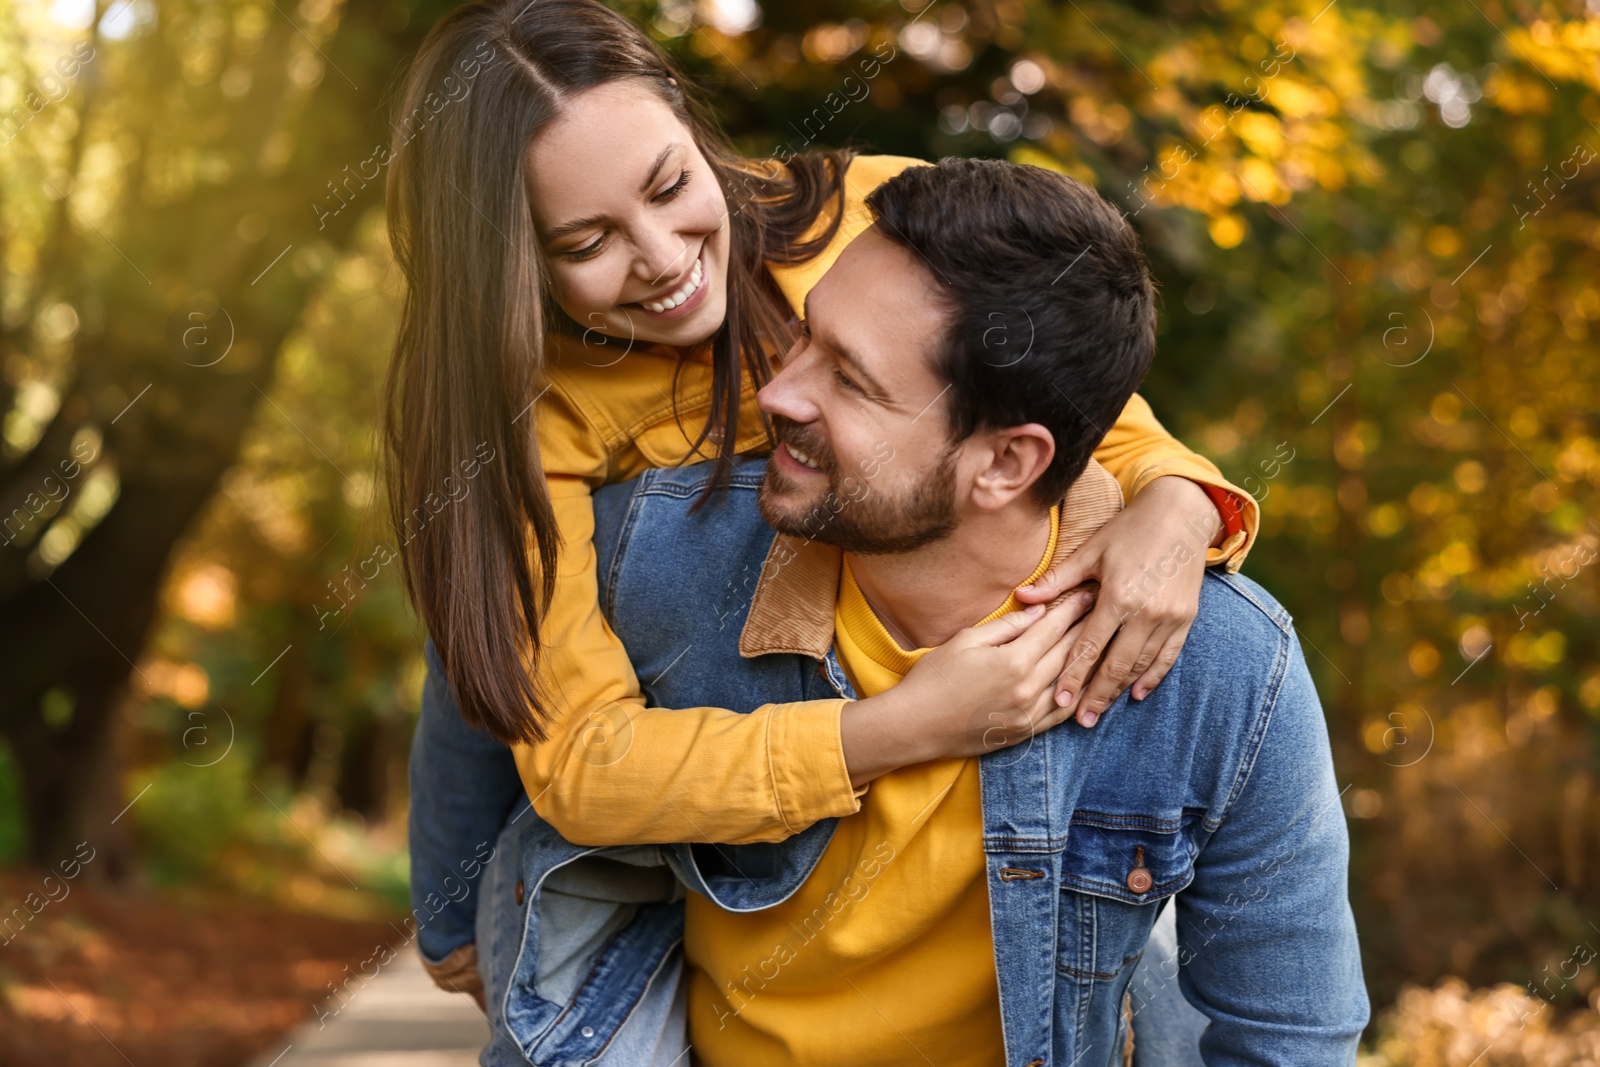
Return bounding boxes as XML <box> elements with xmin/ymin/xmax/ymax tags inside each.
<box><xmin>558</xmin><ymin>171</ymin><xmax>693</xmax><ymax>262</ymax></box>
<box><xmin>654</xmin><ymin>169</ymin><xmax>691</xmax><ymax>202</ymax></box>
<box><xmin>563</xmin><ymin>234</ymin><xmax>607</xmax><ymax>261</ymax></box>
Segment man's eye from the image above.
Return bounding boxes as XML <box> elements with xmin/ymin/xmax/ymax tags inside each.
<box><xmin>654</xmin><ymin>169</ymin><xmax>691</xmax><ymax>202</ymax></box>
<box><xmin>834</xmin><ymin>368</ymin><xmax>861</xmax><ymax>393</ymax></box>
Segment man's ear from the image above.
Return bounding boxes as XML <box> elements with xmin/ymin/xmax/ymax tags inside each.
<box><xmin>969</xmin><ymin>424</ymin><xmax>1055</xmax><ymax>510</ymax></box>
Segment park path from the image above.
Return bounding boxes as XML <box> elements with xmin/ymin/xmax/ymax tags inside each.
<box><xmin>246</xmin><ymin>949</ymin><xmax>489</xmax><ymax>1067</ymax></box>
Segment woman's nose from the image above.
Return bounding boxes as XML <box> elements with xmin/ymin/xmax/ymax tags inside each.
<box><xmin>636</xmin><ymin>228</ymin><xmax>691</xmax><ymax>287</ymax></box>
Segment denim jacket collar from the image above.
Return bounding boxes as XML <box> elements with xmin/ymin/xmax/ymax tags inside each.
<box><xmin>739</xmin><ymin>458</ymin><xmax>1125</xmax><ymax>660</ymax></box>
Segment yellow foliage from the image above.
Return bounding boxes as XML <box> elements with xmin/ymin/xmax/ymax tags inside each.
<box><xmin>1208</xmin><ymin>170</ymin><xmax>1241</xmax><ymax>207</ymax></box>
<box><xmin>1267</xmin><ymin>78</ymin><xmax>1323</xmax><ymax>119</ymax></box>
<box><xmin>1237</xmin><ymin>157</ymin><xmax>1285</xmax><ymax>203</ymax></box>
<box><xmin>1507</xmin><ymin>631</ymin><xmax>1567</xmax><ymax>670</ymax></box>
<box><xmin>1368</xmin><ymin>503</ymin><xmax>1406</xmax><ymax>537</ymax></box>
<box><xmin>1581</xmin><ymin>674</ymin><xmax>1600</xmax><ymax>710</ymax></box>
<box><xmin>136</xmin><ymin>660</ymin><xmax>211</xmax><ymax>709</ymax></box>
<box><xmin>1408</xmin><ymin>641</ymin><xmax>1440</xmax><ymax>677</ymax></box>
<box><xmin>1007</xmin><ymin>145</ymin><xmax>1097</xmax><ymax>187</ymax></box>
<box><xmin>1438</xmin><ymin>542</ymin><xmax>1475</xmax><ymax>576</ymax></box>
<box><xmin>1208</xmin><ymin>213</ymin><xmax>1247</xmax><ymax>248</ymax></box>
<box><xmin>1453</xmin><ymin>461</ymin><xmax>1487</xmax><ymax>493</ymax></box>
<box><xmin>1366</xmin><ymin>980</ymin><xmax>1600</xmax><ymax>1066</ymax></box>
<box><xmin>1233</xmin><ymin>111</ymin><xmax>1283</xmax><ymax>157</ymax></box>
<box><xmin>1314</xmin><ymin>154</ymin><xmax>1347</xmax><ymax>190</ymax></box>
<box><xmin>1505</xmin><ymin>25</ymin><xmax>1600</xmax><ymax>91</ymax></box>
<box><xmin>1427</xmin><ymin>226</ymin><xmax>1462</xmax><ymax>258</ymax></box>
<box><xmin>1485</xmin><ymin>69</ymin><xmax>1553</xmax><ymax>115</ymax></box>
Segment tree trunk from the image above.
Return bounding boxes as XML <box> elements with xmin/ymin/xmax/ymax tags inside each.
<box><xmin>0</xmin><ymin>0</ymin><xmax>446</xmax><ymax>868</ymax></box>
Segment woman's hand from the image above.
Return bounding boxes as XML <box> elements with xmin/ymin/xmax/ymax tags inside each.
<box><xmin>840</xmin><ymin>589</ymin><xmax>1096</xmax><ymax>787</ymax></box>
<box><xmin>1014</xmin><ymin>476</ymin><xmax>1223</xmax><ymax>728</ymax></box>
<box><xmin>422</xmin><ymin>942</ymin><xmax>487</xmax><ymax>1013</ymax></box>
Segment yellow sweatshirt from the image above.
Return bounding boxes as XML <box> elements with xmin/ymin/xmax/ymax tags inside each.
<box><xmin>682</xmin><ymin>509</ymin><xmax>1064</xmax><ymax>1066</ymax></box>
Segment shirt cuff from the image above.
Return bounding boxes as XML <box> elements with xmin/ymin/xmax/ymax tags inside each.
<box><xmin>767</xmin><ymin>698</ymin><xmax>861</xmax><ymax>834</ymax></box>
<box><xmin>1199</xmin><ymin>483</ymin><xmax>1246</xmax><ymax>539</ymax></box>
<box><xmin>1128</xmin><ymin>461</ymin><xmax>1259</xmax><ymax>574</ymax></box>
<box><xmin>1198</xmin><ymin>484</ymin><xmax>1252</xmax><ymax>573</ymax></box>
<box><xmin>1208</xmin><ymin>530</ymin><xmax>1250</xmax><ymax>573</ymax></box>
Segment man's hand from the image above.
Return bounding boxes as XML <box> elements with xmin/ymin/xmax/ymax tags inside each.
<box><xmin>1015</xmin><ymin>476</ymin><xmax>1223</xmax><ymax>726</ymax></box>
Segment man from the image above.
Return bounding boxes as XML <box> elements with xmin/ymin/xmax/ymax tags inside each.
<box><xmin>415</xmin><ymin>158</ymin><xmax>1368</xmax><ymax>1065</ymax></box>
<box><xmin>682</xmin><ymin>158</ymin><xmax>1367</xmax><ymax>1063</ymax></box>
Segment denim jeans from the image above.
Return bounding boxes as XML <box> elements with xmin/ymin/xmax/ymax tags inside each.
<box><xmin>1131</xmin><ymin>899</ymin><xmax>1208</xmax><ymax>1066</ymax></box>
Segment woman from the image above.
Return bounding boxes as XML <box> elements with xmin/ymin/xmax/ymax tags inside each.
<box><xmin>385</xmin><ymin>0</ymin><xmax>1253</xmax><ymax>1058</ymax></box>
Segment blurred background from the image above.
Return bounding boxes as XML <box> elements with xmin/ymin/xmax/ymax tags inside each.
<box><xmin>1</xmin><ymin>0</ymin><xmax>1597</xmax><ymax>1063</ymax></box>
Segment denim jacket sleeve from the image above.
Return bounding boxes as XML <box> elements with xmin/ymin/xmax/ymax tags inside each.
<box><xmin>408</xmin><ymin>639</ymin><xmax>528</xmax><ymax>966</ymax></box>
<box><xmin>1173</xmin><ymin>632</ymin><xmax>1370</xmax><ymax>1063</ymax></box>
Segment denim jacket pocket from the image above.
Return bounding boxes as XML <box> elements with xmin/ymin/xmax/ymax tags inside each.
<box><xmin>1054</xmin><ymin>819</ymin><xmax>1196</xmax><ymax>1015</ymax></box>
<box><xmin>1059</xmin><ymin>814</ymin><xmax>1196</xmax><ymax>906</ymax></box>
<box><xmin>534</xmin><ymin>851</ymin><xmax>681</xmax><ymax>1006</ymax></box>
<box><xmin>481</xmin><ymin>813</ymin><xmax>685</xmax><ymax>1065</ymax></box>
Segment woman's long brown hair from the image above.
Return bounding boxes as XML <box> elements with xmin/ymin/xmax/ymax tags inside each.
<box><xmin>383</xmin><ymin>0</ymin><xmax>853</xmax><ymax>744</ymax></box>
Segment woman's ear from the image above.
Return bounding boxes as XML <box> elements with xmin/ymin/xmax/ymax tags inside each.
<box><xmin>970</xmin><ymin>424</ymin><xmax>1055</xmax><ymax>510</ymax></box>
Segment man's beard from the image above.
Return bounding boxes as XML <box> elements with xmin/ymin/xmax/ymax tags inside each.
<box><xmin>758</xmin><ymin>417</ymin><xmax>959</xmax><ymax>555</ymax></box>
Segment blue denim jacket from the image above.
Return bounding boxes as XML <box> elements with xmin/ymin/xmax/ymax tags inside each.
<box><xmin>409</xmin><ymin>456</ymin><xmax>1368</xmax><ymax>1065</ymax></box>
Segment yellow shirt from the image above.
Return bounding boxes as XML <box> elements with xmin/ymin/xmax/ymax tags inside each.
<box><xmin>685</xmin><ymin>509</ymin><xmax>1062</xmax><ymax>1066</ymax></box>
<box><xmin>511</xmin><ymin>155</ymin><xmax>1259</xmax><ymax>848</ymax></box>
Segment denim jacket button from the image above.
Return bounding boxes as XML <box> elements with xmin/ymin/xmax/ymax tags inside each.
<box><xmin>515</xmin><ymin>878</ymin><xmax>525</xmax><ymax>906</ymax></box>
<box><xmin>581</xmin><ymin>1026</ymin><xmax>595</xmax><ymax>1038</ymax></box>
<box><xmin>1126</xmin><ymin>845</ymin><xmax>1153</xmax><ymax>894</ymax></box>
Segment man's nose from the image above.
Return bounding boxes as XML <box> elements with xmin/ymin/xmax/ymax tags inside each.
<box><xmin>758</xmin><ymin>351</ymin><xmax>821</xmax><ymax>423</ymax></box>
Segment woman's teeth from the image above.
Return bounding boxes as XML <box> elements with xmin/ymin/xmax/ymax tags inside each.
<box><xmin>640</xmin><ymin>257</ymin><xmax>704</xmax><ymax>313</ymax></box>
<box><xmin>785</xmin><ymin>442</ymin><xmax>821</xmax><ymax>470</ymax></box>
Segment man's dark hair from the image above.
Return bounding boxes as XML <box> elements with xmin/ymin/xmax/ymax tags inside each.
<box><xmin>865</xmin><ymin>158</ymin><xmax>1157</xmax><ymax>504</ymax></box>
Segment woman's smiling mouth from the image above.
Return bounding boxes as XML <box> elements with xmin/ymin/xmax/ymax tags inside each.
<box><xmin>632</xmin><ymin>249</ymin><xmax>707</xmax><ymax>317</ymax></box>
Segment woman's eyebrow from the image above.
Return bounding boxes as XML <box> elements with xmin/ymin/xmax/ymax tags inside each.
<box><xmin>637</xmin><ymin>143</ymin><xmax>680</xmax><ymax>194</ymax></box>
<box><xmin>544</xmin><ymin>143</ymin><xmax>683</xmax><ymax>242</ymax></box>
<box><xmin>546</xmin><ymin>212</ymin><xmax>607</xmax><ymax>241</ymax></box>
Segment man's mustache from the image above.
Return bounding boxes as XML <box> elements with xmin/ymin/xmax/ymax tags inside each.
<box><xmin>772</xmin><ymin>417</ymin><xmax>838</xmax><ymax>476</ymax></box>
